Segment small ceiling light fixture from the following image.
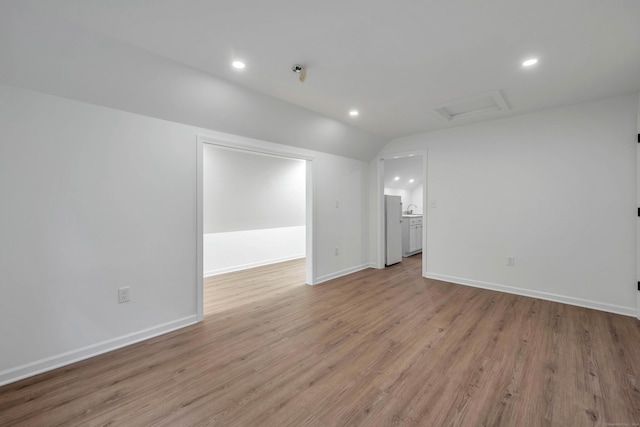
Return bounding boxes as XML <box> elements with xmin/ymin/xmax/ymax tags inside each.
<box><xmin>232</xmin><ymin>61</ymin><xmax>246</xmax><ymax>69</ymax></box>
<box><xmin>394</xmin><ymin>176</ymin><xmax>400</xmax><ymax>181</ymax></box>
<box><xmin>409</xmin><ymin>179</ymin><xmax>415</xmax><ymax>183</ymax></box>
<box><xmin>522</xmin><ymin>58</ymin><xmax>538</xmax><ymax>67</ymax></box>
<box><xmin>349</xmin><ymin>110</ymin><xmax>359</xmax><ymax>117</ymax></box>
<box><xmin>291</xmin><ymin>64</ymin><xmax>306</xmax><ymax>82</ymax></box>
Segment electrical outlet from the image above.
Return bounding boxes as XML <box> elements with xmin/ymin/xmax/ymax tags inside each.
<box><xmin>118</xmin><ymin>287</ymin><xmax>130</xmax><ymax>304</ymax></box>
<box><xmin>335</xmin><ymin>247</ymin><xmax>339</xmax><ymax>256</ymax></box>
<box><xmin>507</xmin><ymin>256</ymin><xmax>515</xmax><ymax>267</ymax></box>
<box><xmin>335</xmin><ymin>199</ymin><xmax>340</xmax><ymax>208</ymax></box>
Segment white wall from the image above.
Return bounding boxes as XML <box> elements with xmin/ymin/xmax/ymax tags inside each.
<box><xmin>377</xmin><ymin>94</ymin><xmax>638</xmax><ymax>316</ymax></box>
<box><xmin>314</xmin><ymin>154</ymin><xmax>371</xmax><ymax>282</ymax></box>
<box><xmin>410</xmin><ymin>184</ymin><xmax>424</xmax><ymax>214</ymax></box>
<box><xmin>0</xmin><ymin>84</ymin><xmax>370</xmax><ymax>385</ymax></box>
<box><xmin>204</xmin><ymin>227</ymin><xmax>305</xmax><ymax>276</ymax></box>
<box><xmin>203</xmin><ymin>145</ymin><xmax>305</xmax><ymax>233</ymax></box>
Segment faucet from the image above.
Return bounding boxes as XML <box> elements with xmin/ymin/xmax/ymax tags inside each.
<box><xmin>406</xmin><ymin>204</ymin><xmax>417</xmax><ymax>214</ymax></box>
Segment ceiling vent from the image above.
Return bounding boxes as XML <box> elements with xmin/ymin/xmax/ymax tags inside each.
<box><xmin>433</xmin><ymin>90</ymin><xmax>510</xmax><ymax>121</ymax></box>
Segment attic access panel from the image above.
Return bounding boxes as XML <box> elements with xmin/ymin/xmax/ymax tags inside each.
<box><xmin>433</xmin><ymin>90</ymin><xmax>510</xmax><ymax>121</ymax></box>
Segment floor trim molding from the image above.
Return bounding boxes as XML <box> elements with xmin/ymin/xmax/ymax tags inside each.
<box><xmin>316</xmin><ymin>264</ymin><xmax>370</xmax><ymax>285</ymax></box>
<box><xmin>204</xmin><ymin>255</ymin><xmax>305</xmax><ymax>277</ymax></box>
<box><xmin>0</xmin><ymin>315</ymin><xmax>198</xmax><ymax>387</ymax></box>
<box><xmin>425</xmin><ymin>273</ymin><xmax>636</xmax><ymax>317</ymax></box>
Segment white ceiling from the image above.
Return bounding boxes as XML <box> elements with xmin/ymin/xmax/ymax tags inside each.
<box><xmin>384</xmin><ymin>156</ymin><xmax>423</xmax><ymax>191</ymax></box>
<box><xmin>13</xmin><ymin>1</ymin><xmax>640</xmax><ymax>140</ymax></box>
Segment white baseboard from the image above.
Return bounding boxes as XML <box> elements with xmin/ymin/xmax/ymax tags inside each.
<box><xmin>204</xmin><ymin>254</ymin><xmax>305</xmax><ymax>277</ymax></box>
<box><xmin>0</xmin><ymin>315</ymin><xmax>198</xmax><ymax>387</ymax></box>
<box><xmin>316</xmin><ymin>264</ymin><xmax>371</xmax><ymax>285</ymax></box>
<box><xmin>425</xmin><ymin>273</ymin><xmax>636</xmax><ymax>317</ymax></box>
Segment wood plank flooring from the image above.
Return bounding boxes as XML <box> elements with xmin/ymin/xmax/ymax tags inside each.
<box><xmin>1</xmin><ymin>256</ymin><xmax>639</xmax><ymax>426</ymax></box>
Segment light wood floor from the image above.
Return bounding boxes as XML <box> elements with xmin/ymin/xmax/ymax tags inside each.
<box><xmin>1</xmin><ymin>256</ymin><xmax>639</xmax><ymax>426</ymax></box>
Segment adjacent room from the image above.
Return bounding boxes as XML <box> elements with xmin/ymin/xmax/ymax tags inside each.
<box><xmin>1</xmin><ymin>1</ymin><xmax>639</xmax><ymax>426</ymax></box>
<box><xmin>202</xmin><ymin>144</ymin><xmax>306</xmax><ymax>276</ymax></box>
<box><xmin>202</xmin><ymin>143</ymin><xmax>308</xmax><ymax>315</ymax></box>
<box><xmin>382</xmin><ymin>155</ymin><xmax>425</xmax><ymax>269</ymax></box>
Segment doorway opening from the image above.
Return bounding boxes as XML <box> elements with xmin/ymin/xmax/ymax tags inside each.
<box><xmin>379</xmin><ymin>152</ymin><xmax>426</xmax><ymax>275</ymax></box>
<box><xmin>196</xmin><ymin>135</ymin><xmax>315</xmax><ymax>320</ymax></box>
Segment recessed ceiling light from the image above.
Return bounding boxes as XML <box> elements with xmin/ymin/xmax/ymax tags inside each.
<box><xmin>409</xmin><ymin>179</ymin><xmax>415</xmax><ymax>183</ymax></box>
<box><xmin>522</xmin><ymin>58</ymin><xmax>538</xmax><ymax>67</ymax></box>
<box><xmin>394</xmin><ymin>177</ymin><xmax>400</xmax><ymax>181</ymax></box>
<box><xmin>232</xmin><ymin>61</ymin><xmax>246</xmax><ymax>69</ymax></box>
<box><xmin>349</xmin><ymin>110</ymin><xmax>359</xmax><ymax>117</ymax></box>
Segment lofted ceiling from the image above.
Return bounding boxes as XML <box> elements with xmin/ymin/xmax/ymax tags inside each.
<box><xmin>10</xmin><ymin>0</ymin><xmax>640</xmax><ymax>140</ymax></box>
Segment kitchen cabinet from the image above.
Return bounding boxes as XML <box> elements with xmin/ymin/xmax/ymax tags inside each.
<box><xmin>402</xmin><ymin>215</ymin><xmax>422</xmax><ymax>256</ymax></box>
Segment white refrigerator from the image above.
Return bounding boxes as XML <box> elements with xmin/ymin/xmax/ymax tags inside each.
<box><xmin>385</xmin><ymin>195</ymin><xmax>403</xmax><ymax>266</ymax></box>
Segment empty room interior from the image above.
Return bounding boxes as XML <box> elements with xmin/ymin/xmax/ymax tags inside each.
<box><xmin>1</xmin><ymin>1</ymin><xmax>639</xmax><ymax>426</ymax></box>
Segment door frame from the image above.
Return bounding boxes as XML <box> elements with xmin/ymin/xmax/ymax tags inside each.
<box><xmin>196</xmin><ymin>133</ymin><xmax>316</xmax><ymax>321</ymax></box>
<box><xmin>637</xmin><ymin>130</ymin><xmax>640</xmax><ymax>319</ymax></box>
<box><xmin>376</xmin><ymin>149</ymin><xmax>428</xmax><ymax>277</ymax></box>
